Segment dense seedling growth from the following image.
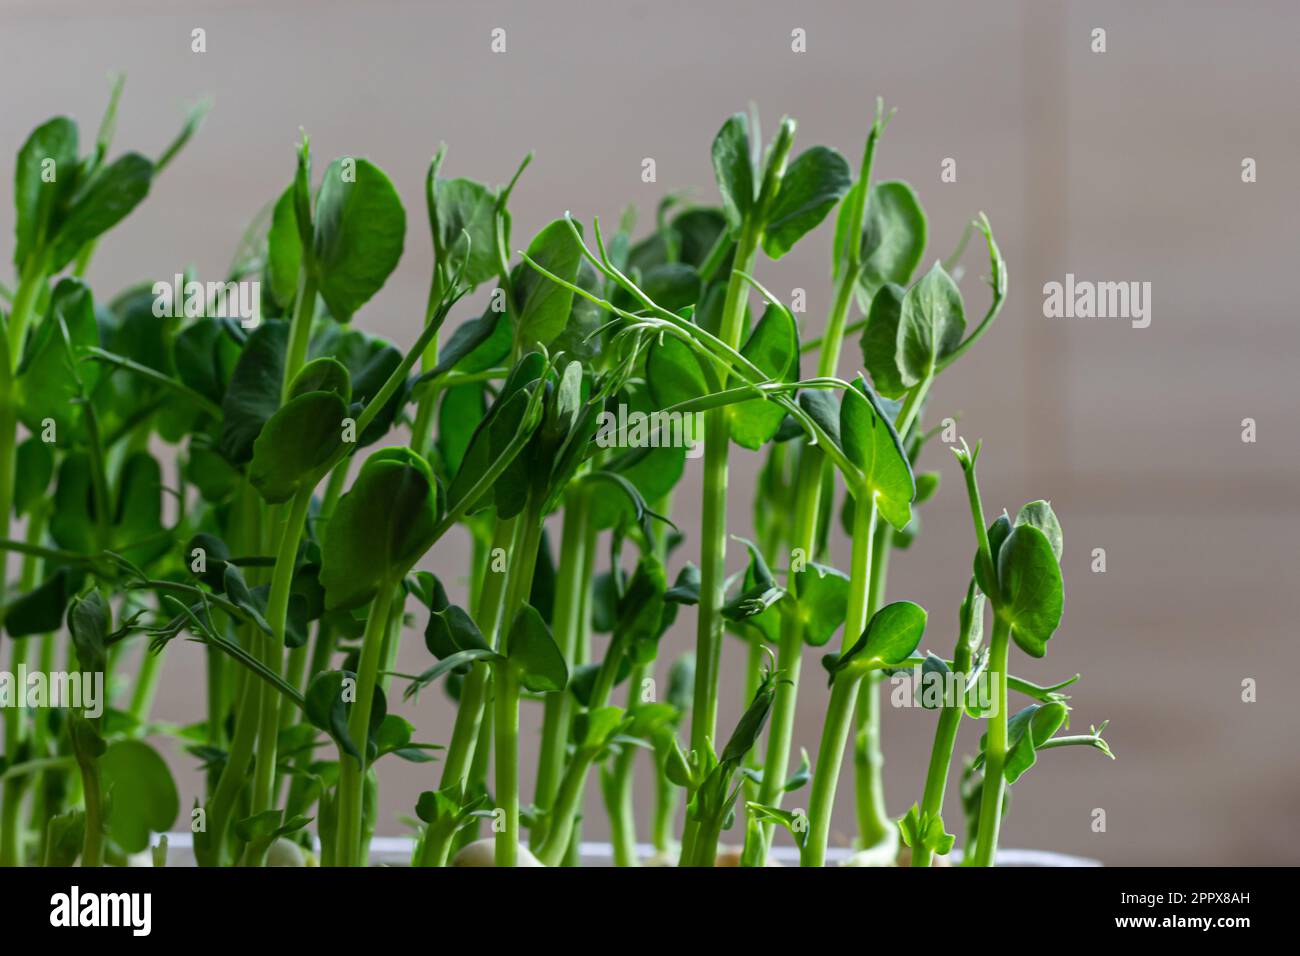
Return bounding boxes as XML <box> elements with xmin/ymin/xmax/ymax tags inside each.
<box><xmin>0</xmin><ymin>85</ymin><xmax>1111</xmax><ymax>868</ymax></box>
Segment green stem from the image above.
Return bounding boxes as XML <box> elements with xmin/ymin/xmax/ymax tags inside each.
<box><xmin>689</xmin><ymin>220</ymin><xmax>760</xmax><ymax>755</ymax></box>
<box><xmin>492</xmin><ymin>665</ymin><xmax>522</xmax><ymax>866</ymax></box>
<box><xmin>281</xmin><ymin>277</ymin><xmax>318</xmax><ymax>403</ymax></box>
<box><xmin>493</xmin><ymin>500</ymin><xmax>545</xmax><ymax>866</ymax></box>
<box><xmin>911</xmin><ymin>704</ymin><xmax>963</xmax><ymax>868</ymax></box>
<box><xmin>337</xmin><ymin>580</ymin><xmax>396</xmax><ymax>866</ymax></box>
<box><xmin>250</xmin><ymin>488</ymin><xmax>312</xmax><ymax>820</ymax></box>
<box><xmin>197</xmin><ymin>664</ymin><xmax>260</xmax><ymax>866</ymax></box>
<box><xmin>533</xmin><ymin>493</ymin><xmax>590</xmax><ymax>831</ymax></box>
<box><xmin>971</xmin><ymin>617</ymin><xmax>1010</xmax><ymax>866</ymax></box>
<box><xmin>417</xmin><ymin>518</ymin><xmax>514</xmax><ymax>867</ymax></box>
<box><xmin>536</xmin><ymin>745</ymin><xmax>596</xmax><ymax>866</ymax></box>
<box><xmin>127</xmin><ymin>642</ymin><xmax>165</xmax><ymax>724</ymax></box>
<box><xmin>749</xmin><ymin>446</ymin><xmax>822</xmax><ymax>862</ymax></box>
<box><xmin>605</xmin><ymin>660</ymin><xmax>645</xmax><ymax>866</ymax></box>
<box><xmin>804</xmin><ymin>496</ymin><xmax>877</xmax><ymax>866</ymax></box>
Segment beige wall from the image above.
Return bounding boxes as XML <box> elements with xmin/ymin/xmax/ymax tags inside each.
<box><xmin>3</xmin><ymin>0</ymin><xmax>1297</xmax><ymax>864</ymax></box>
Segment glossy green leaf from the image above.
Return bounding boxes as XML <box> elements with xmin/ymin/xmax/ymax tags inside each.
<box><xmin>249</xmin><ymin>391</ymin><xmax>349</xmax><ymax>504</ymax></box>
<box><xmin>514</xmin><ymin>219</ymin><xmax>583</xmax><ymax>347</ymax></box>
<box><xmin>899</xmin><ymin>262</ymin><xmax>964</xmax><ymax>386</ymax></box>
<box><xmin>267</xmin><ymin>185</ymin><xmax>301</xmax><ymax>309</ymax></box>
<box><xmin>14</xmin><ymin>116</ymin><xmax>79</xmax><ymax>269</ymax></box>
<box><xmin>505</xmin><ymin>603</ymin><xmax>568</xmax><ymax>694</ymax></box>
<box><xmin>99</xmin><ymin>739</ymin><xmax>179</xmax><ymax>853</ymax></box>
<box><xmin>728</xmin><ymin>304</ymin><xmax>797</xmax><ymax>449</ymax></box>
<box><xmin>711</xmin><ymin>113</ymin><xmax>755</xmax><ymax>235</ymax></box>
<box><xmin>859</xmin><ymin>282</ymin><xmax>907</xmax><ymax>398</ymax></box>
<box><xmin>288</xmin><ymin>357</ymin><xmax>351</xmax><ymax>403</ymax></box>
<box><xmin>432</xmin><ymin>176</ymin><xmax>498</xmax><ymax>290</ymax></box>
<box><xmin>311</xmin><ymin>157</ymin><xmax>406</xmax><ymax>322</ymax></box>
<box><xmin>219</xmin><ymin>320</ymin><xmax>288</xmax><ymax>463</ymax></box>
<box><xmin>794</xmin><ymin>562</ymin><xmax>850</xmax><ymax>647</ymax></box>
<box><xmin>1015</xmin><ymin>500</ymin><xmax>1063</xmax><ymax>561</ymax></box>
<box><xmin>320</xmin><ymin>447</ymin><xmax>440</xmax><ymax>611</ymax></box>
<box><xmin>49</xmin><ymin>152</ymin><xmax>153</xmax><ymax>270</ymax></box>
<box><xmin>5</xmin><ymin>567</ymin><xmax>83</xmax><ymax>638</ymax></box>
<box><xmin>839</xmin><ymin>378</ymin><xmax>915</xmax><ymax>530</ymax></box>
<box><xmin>646</xmin><ymin>334</ymin><xmax>708</xmax><ymax>410</ymax></box>
<box><xmin>762</xmin><ymin>146</ymin><xmax>851</xmax><ymax>259</ymax></box>
<box><xmin>13</xmin><ymin>437</ymin><xmax>54</xmax><ymax>517</ymax></box>
<box><xmin>997</xmin><ymin>524</ymin><xmax>1064</xmax><ymax>658</ymax></box>
<box><xmin>836</xmin><ymin>180</ymin><xmax>927</xmax><ymax>299</ymax></box>
<box><xmin>18</xmin><ymin>278</ymin><xmax>100</xmax><ymax>438</ymax></box>
<box><xmin>834</xmin><ymin>600</ymin><xmax>927</xmax><ymax>677</ymax></box>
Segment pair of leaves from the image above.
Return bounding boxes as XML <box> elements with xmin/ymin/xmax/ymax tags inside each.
<box><xmin>269</xmin><ymin>156</ymin><xmax>406</xmax><ymax>322</ymax></box>
<box><xmin>711</xmin><ymin>112</ymin><xmax>850</xmax><ymax>259</ymax></box>
<box><xmin>976</xmin><ymin>701</ymin><xmax>1070</xmax><ymax>784</ymax></box>
<box><xmin>862</xmin><ymin>263</ymin><xmax>964</xmax><ymax>399</ymax></box>
<box><xmin>897</xmin><ymin>803</ymin><xmax>955</xmax><ymax>856</ymax></box>
<box><xmin>980</xmin><ymin>501</ymin><xmax>1065</xmax><ymax>658</ymax></box>
<box><xmin>14</xmin><ymin>116</ymin><xmax>154</xmax><ymax>272</ymax></box>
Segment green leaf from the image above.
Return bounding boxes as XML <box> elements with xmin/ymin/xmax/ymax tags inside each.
<box><xmin>49</xmin><ymin>152</ymin><xmax>153</xmax><ymax>271</ymax></box>
<box><xmin>219</xmin><ymin>320</ymin><xmax>288</xmax><ymax>464</ymax></box>
<box><xmin>305</xmin><ymin>670</ymin><xmax>361</xmax><ymax>760</ymax></box>
<box><xmin>267</xmin><ymin>185</ymin><xmax>301</xmax><ymax>309</ymax></box>
<box><xmin>514</xmin><ymin>219</ymin><xmax>583</xmax><ymax>347</ymax></box>
<box><xmin>646</xmin><ymin>334</ymin><xmax>708</xmax><ymax>411</ymax></box>
<box><xmin>18</xmin><ymin>278</ymin><xmax>100</xmax><ymax>439</ymax></box>
<box><xmin>13</xmin><ymin>436</ymin><xmax>54</xmax><ymax>517</ymax></box>
<box><xmin>794</xmin><ymin>562</ymin><xmax>850</xmax><ymax>647</ymax></box>
<box><xmin>860</xmin><ymin>181</ymin><xmax>927</xmax><ymax>293</ymax></box>
<box><xmin>321</xmin><ymin>447</ymin><xmax>440</xmax><ymax>611</ymax></box>
<box><xmin>432</xmin><ymin>177</ymin><xmax>499</xmax><ymax>290</ymax></box>
<box><xmin>719</xmin><ymin>669</ymin><xmax>778</xmax><ymax>765</ymax></box>
<box><xmin>1015</xmin><ymin>500</ymin><xmax>1063</xmax><ymax>561</ymax></box>
<box><xmin>505</xmin><ymin>603</ymin><xmax>568</xmax><ymax>694</ymax></box>
<box><xmin>834</xmin><ymin>600</ymin><xmax>927</xmax><ymax>678</ymax></box>
<box><xmin>574</xmin><ymin>705</ymin><xmax>628</xmax><ymax>753</ymax></box>
<box><xmin>99</xmin><ymin>739</ymin><xmax>179</xmax><ymax>854</ymax></box>
<box><xmin>5</xmin><ymin>567</ymin><xmax>83</xmax><ymax>638</ymax></box>
<box><xmin>899</xmin><ymin>262</ymin><xmax>964</xmax><ymax>386</ymax></box>
<box><xmin>997</xmin><ymin>524</ymin><xmax>1064</xmax><ymax>658</ymax></box>
<box><xmin>425</xmin><ymin>604</ymin><xmax>490</xmax><ymax>659</ymax></box>
<box><xmin>859</xmin><ymin>283</ymin><xmax>907</xmax><ymax>399</ymax></box>
<box><xmin>711</xmin><ymin>113</ymin><xmax>755</xmax><ymax>235</ymax></box>
<box><xmin>837</xmin><ymin>180</ymin><xmax>927</xmax><ymax>299</ymax></box>
<box><xmin>14</xmin><ymin>117</ymin><xmax>79</xmax><ymax>269</ymax></box>
<box><xmin>981</xmin><ymin>701</ymin><xmax>1070</xmax><ymax>784</ymax></box>
<box><xmin>436</xmin><ymin>384</ymin><xmax>485</xmax><ymax>478</ymax></box>
<box><xmin>625</xmin><ymin>263</ymin><xmax>701</xmax><ymax>313</ymax></box>
<box><xmin>311</xmin><ymin>158</ymin><xmax>406</xmax><ymax>322</ymax></box>
<box><xmin>839</xmin><ymin>378</ymin><xmax>915</xmax><ymax>530</ymax></box>
<box><xmin>762</xmin><ymin>146</ymin><xmax>851</xmax><ymax>259</ymax></box>
<box><xmin>728</xmin><ymin>304</ymin><xmax>797</xmax><ymax>449</ymax></box>
<box><xmin>249</xmin><ymin>391</ymin><xmax>349</xmax><ymax>504</ymax></box>
<box><xmin>288</xmin><ymin>356</ymin><xmax>351</xmax><ymax>403</ymax></box>
<box><xmin>746</xmin><ymin>802</ymin><xmax>808</xmax><ymax>850</ymax></box>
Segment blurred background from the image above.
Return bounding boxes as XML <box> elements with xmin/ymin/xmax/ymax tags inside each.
<box><xmin>3</xmin><ymin>0</ymin><xmax>1297</xmax><ymax>865</ymax></box>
